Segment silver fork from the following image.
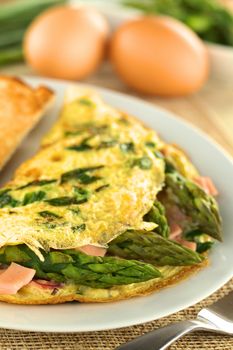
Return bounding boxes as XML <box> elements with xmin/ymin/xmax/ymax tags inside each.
<box><xmin>116</xmin><ymin>290</ymin><xmax>233</xmax><ymax>350</ymax></box>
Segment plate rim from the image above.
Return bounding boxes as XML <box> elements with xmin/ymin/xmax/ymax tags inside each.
<box><xmin>0</xmin><ymin>75</ymin><xmax>232</xmax><ymax>333</ymax></box>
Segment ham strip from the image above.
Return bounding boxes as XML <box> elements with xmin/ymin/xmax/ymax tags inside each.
<box><xmin>169</xmin><ymin>223</ymin><xmax>197</xmax><ymax>251</ymax></box>
<box><xmin>166</xmin><ymin>205</ymin><xmax>187</xmax><ymax>225</ymax></box>
<box><xmin>77</xmin><ymin>245</ymin><xmax>107</xmax><ymax>257</ymax></box>
<box><xmin>169</xmin><ymin>223</ymin><xmax>182</xmax><ymax>240</ymax></box>
<box><xmin>0</xmin><ymin>263</ymin><xmax>36</xmax><ymax>295</ymax></box>
<box><xmin>174</xmin><ymin>237</ymin><xmax>197</xmax><ymax>251</ymax></box>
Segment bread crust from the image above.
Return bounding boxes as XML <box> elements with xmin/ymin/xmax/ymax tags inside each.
<box><xmin>0</xmin><ymin>75</ymin><xmax>54</xmax><ymax>170</ymax></box>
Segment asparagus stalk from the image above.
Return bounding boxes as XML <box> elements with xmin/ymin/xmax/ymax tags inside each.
<box><xmin>108</xmin><ymin>231</ymin><xmax>204</xmax><ymax>266</ymax></box>
<box><xmin>0</xmin><ymin>29</ymin><xmax>26</xmax><ymax>49</ymax></box>
<box><xmin>0</xmin><ymin>245</ymin><xmax>161</xmax><ymax>289</ymax></box>
<box><xmin>144</xmin><ymin>200</ymin><xmax>170</xmax><ymax>238</ymax></box>
<box><xmin>0</xmin><ymin>0</ymin><xmax>66</xmax><ymax>20</ymax></box>
<box><xmin>122</xmin><ymin>0</ymin><xmax>233</xmax><ymax>46</ymax></box>
<box><xmin>165</xmin><ymin>172</ymin><xmax>222</xmax><ymax>241</ymax></box>
<box><xmin>0</xmin><ymin>46</ymin><xmax>24</xmax><ymax>66</ymax></box>
<box><xmin>0</xmin><ymin>0</ymin><xmax>66</xmax><ymax>66</ymax></box>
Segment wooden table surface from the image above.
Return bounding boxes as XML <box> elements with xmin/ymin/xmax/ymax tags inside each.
<box><xmin>1</xmin><ymin>62</ymin><xmax>233</xmax><ymax>155</ymax></box>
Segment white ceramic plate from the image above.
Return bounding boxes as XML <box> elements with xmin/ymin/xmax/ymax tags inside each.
<box><xmin>0</xmin><ymin>76</ymin><xmax>232</xmax><ymax>333</ymax></box>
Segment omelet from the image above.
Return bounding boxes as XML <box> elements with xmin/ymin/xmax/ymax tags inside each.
<box><xmin>0</xmin><ymin>87</ymin><xmax>164</xmax><ymax>259</ymax></box>
<box><xmin>0</xmin><ymin>87</ymin><xmax>222</xmax><ymax>304</ymax></box>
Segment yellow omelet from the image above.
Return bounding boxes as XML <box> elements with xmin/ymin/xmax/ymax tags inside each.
<box><xmin>0</xmin><ymin>87</ymin><xmax>164</xmax><ymax>259</ymax></box>
<box><xmin>0</xmin><ymin>86</ymin><xmax>220</xmax><ymax>305</ymax></box>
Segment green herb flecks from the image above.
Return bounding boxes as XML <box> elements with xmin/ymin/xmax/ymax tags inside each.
<box><xmin>78</xmin><ymin>98</ymin><xmax>94</xmax><ymax>106</ymax></box>
<box><xmin>0</xmin><ymin>189</ymin><xmax>10</xmax><ymax>197</ymax></box>
<box><xmin>44</xmin><ymin>223</ymin><xmax>57</xmax><ymax>229</ymax></box>
<box><xmin>154</xmin><ymin>150</ymin><xmax>164</xmax><ymax>159</ymax></box>
<box><xmin>64</xmin><ymin>130</ymin><xmax>83</xmax><ymax>137</ymax></box>
<box><xmin>95</xmin><ymin>184</ymin><xmax>110</xmax><ymax>192</ymax></box>
<box><xmin>38</xmin><ymin>211</ymin><xmax>62</xmax><ymax>219</ymax></box>
<box><xmin>61</xmin><ymin>166</ymin><xmax>104</xmax><ymax>184</ymax></box>
<box><xmin>67</xmin><ymin>144</ymin><xmax>92</xmax><ymax>152</ymax></box>
<box><xmin>22</xmin><ymin>191</ymin><xmax>46</xmax><ymax>206</ymax></box>
<box><xmin>0</xmin><ymin>189</ymin><xmax>19</xmax><ymax>208</ymax></box>
<box><xmin>68</xmin><ymin>207</ymin><xmax>81</xmax><ymax>215</ymax></box>
<box><xmin>133</xmin><ymin>156</ymin><xmax>152</xmax><ymax>169</ymax></box>
<box><xmin>73</xmin><ymin>187</ymin><xmax>90</xmax><ymax>202</ymax></box>
<box><xmin>97</xmin><ymin>140</ymin><xmax>117</xmax><ymax>149</ymax></box>
<box><xmin>145</xmin><ymin>141</ymin><xmax>157</xmax><ymax>148</ymax></box>
<box><xmin>64</xmin><ymin>124</ymin><xmax>108</xmax><ymax>138</ymax></box>
<box><xmin>66</xmin><ymin>136</ymin><xmax>93</xmax><ymax>152</ymax></box>
<box><xmin>17</xmin><ymin>179</ymin><xmax>56</xmax><ymax>190</ymax></box>
<box><xmin>67</xmin><ymin>139</ymin><xmax>117</xmax><ymax>152</ymax></box>
<box><xmin>120</xmin><ymin>142</ymin><xmax>135</xmax><ymax>153</ymax></box>
<box><xmin>165</xmin><ymin>160</ymin><xmax>176</xmax><ymax>173</ymax></box>
<box><xmin>78</xmin><ymin>173</ymin><xmax>101</xmax><ymax>185</ymax></box>
<box><xmin>71</xmin><ymin>223</ymin><xmax>86</xmax><ymax>233</ymax></box>
<box><xmin>45</xmin><ymin>196</ymin><xmax>88</xmax><ymax>207</ymax></box>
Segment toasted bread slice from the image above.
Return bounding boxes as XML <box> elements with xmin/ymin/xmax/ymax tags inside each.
<box><xmin>0</xmin><ymin>76</ymin><xmax>54</xmax><ymax>170</ymax></box>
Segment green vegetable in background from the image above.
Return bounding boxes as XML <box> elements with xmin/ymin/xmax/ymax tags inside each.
<box><xmin>0</xmin><ymin>0</ymin><xmax>66</xmax><ymax>66</ymax></box>
<box><xmin>108</xmin><ymin>230</ymin><xmax>204</xmax><ymax>266</ymax></box>
<box><xmin>122</xmin><ymin>0</ymin><xmax>233</xmax><ymax>46</ymax></box>
<box><xmin>0</xmin><ymin>245</ymin><xmax>161</xmax><ymax>288</ymax></box>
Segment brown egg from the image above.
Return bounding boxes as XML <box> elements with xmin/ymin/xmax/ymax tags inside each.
<box><xmin>24</xmin><ymin>6</ymin><xmax>109</xmax><ymax>80</ymax></box>
<box><xmin>110</xmin><ymin>16</ymin><xmax>209</xmax><ymax>96</ymax></box>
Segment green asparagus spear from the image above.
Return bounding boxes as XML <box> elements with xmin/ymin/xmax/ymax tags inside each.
<box><xmin>144</xmin><ymin>200</ymin><xmax>170</xmax><ymax>238</ymax></box>
<box><xmin>0</xmin><ymin>245</ymin><xmax>161</xmax><ymax>288</ymax></box>
<box><xmin>108</xmin><ymin>230</ymin><xmax>204</xmax><ymax>266</ymax></box>
<box><xmin>122</xmin><ymin>0</ymin><xmax>233</xmax><ymax>46</ymax></box>
<box><xmin>165</xmin><ymin>172</ymin><xmax>222</xmax><ymax>241</ymax></box>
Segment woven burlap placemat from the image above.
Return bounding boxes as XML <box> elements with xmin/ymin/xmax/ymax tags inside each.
<box><xmin>0</xmin><ymin>278</ymin><xmax>232</xmax><ymax>350</ymax></box>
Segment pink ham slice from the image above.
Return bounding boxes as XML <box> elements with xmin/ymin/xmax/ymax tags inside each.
<box><xmin>169</xmin><ymin>223</ymin><xmax>182</xmax><ymax>240</ymax></box>
<box><xmin>166</xmin><ymin>205</ymin><xmax>187</xmax><ymax>226</ymax></box>
<box><xmin>174</xmin><ymin>237</ymin><xmax>197</xmax><ymax>251</ymax></box>
<box><xmin>169</xmin><ymin>220</ymin><xmax>197</xmax><ymax>251</ymax></box>
<box><xmin>194</xmin><ymin>176</ymin><xmax>218</xmax><ymax>196</ymax></box>
<box><xmin>0</xmin><ymin>262</ymin><xmax>36</xmax><ymax>295</ymax></box>
<box><xmin>166</xmin><ymin>206</ymin><xmax>197</xmax><ymax>251</ymax></box>
<box><xmin>77</xmin><ymin>245</ymin><xmax>107</xmax><ymax>257</ymax></box>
